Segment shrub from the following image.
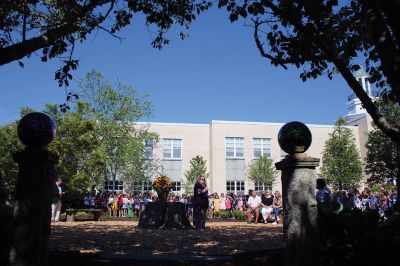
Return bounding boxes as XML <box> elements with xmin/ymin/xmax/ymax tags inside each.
<box><xmin>213</xmin><ymin>210</ymin><xmax>221</xmax><ymax>218</ymax></box>
<box><xmin>370</xmin><ymin>183</ymin><xmax>381</xmax><ymax>192</ymax></box>
<box><xmin>220</xmin><ymin>211</ymin><xmax>229</xmax><ymax>219</ymax></box>
<box><xmin>75</xmin><ymin>211</ymin><xmax>89</xmax><ymax>217</ymax></box>
<box><xmin>233</xmin><ymin>210</ymin><xmax>245</xmax><ymax>220</ymax></box>
<box><xmin>319</xmin><ymin>208</ymin><xmax>400</xmax><ymax>265</ymax></box>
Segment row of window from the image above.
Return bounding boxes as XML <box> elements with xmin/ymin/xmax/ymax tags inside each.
<box><xmin>145</xmin><ymin>137</ymin><xmax>275</xmax><ymax>159</ymax></box>
<box><xmin>104</xmin><ymin>181</ymin><xmax>181</xmax><ymax>193</ymax></box>
<box><xmin>226</xmin><ymin>181</ymin><xmax>272</xmax><ymax>195</ymax></box>
<box><xmin>226</xmin><ymin>137</ymin><xmax>272</xmax><ymax>158</ymax></box>
<box><xmin>105</xmin><ymin>180</ymin><xmax>271</xmax><ymax>194</ymax></box>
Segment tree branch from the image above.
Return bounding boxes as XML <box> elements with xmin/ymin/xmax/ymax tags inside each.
<box><xmin>0</xmin><ymin>0</ymin><xmax>113</xmax><ymax>66</ymax></box>
<box><xmin>253</xmin><ymin>19</ymin><xmax>287</xmax><ymax>69</ymax></box>
<box><xmin>97</xmin><ymin>25</ymin><xmax>124</xmax><ymax>41</ymax></box>
<box><xmin>259</xmin><ymin>0</ymin><xmax>400</xmax><ymax>143</ymax></box>
<box><xmin>361</xmin><ymin>0</ymin><xmax>400</xmax><ymax>104</ymax></box>
<box><xmin>333</xmin><ymin>56</ymin><xmax>400</xmax><ymax>143</ymax></box>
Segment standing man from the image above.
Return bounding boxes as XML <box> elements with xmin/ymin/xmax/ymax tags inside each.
<box><xmin>246</xmin><ymin>190</ymin><xmax>261</xmax><ymax>224</ymax></box>
<box><xmin>51</xmin><ymin>178</ymin><xmax>63</xmax><ymax>222</ymax></box>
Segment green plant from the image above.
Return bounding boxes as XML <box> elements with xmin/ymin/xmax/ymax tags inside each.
<box><xmin>213</xmin><ymin>210</ymin><xmax>221</xmax><ymax>219</ymax></box>
<box><xmin>370</xmin><ymin>183</ymin><xmax>382</xmax><ymax>192</ymax></box>
<box><xmin>220</xmin><ymin>211</ymin><xmax>229</xmax><ymax>220</ymax></box>
<box><xmin>321</xmin><ymin>117</ymin><xmax>363</xmax><ymax>191</ymax></box>
<box><xmin>233</xmin><ymin>210</ymin><xmax>245</xmax><ymax>220</ymax></box>
<box><xmin>75</xmin><ymin>211</ymin><xmax>89</xmax><ymax>217</ymax></box>
<box><xmin>370</xmin><ymin>183</ymin><xmax>396</xmax><ymax>193</ymax></box>
<box><xmin>319</xmin><ymin>208</ymin><xmax>400</xmax><ymax>265</ymax></box>
<box><xmin>384</xmin><ymin>183</ymin><xmax>397</xmax><ymax>192</ymax></box>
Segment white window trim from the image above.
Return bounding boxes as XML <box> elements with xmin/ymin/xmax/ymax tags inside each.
<box><xmin>162</xmin><ymin>138</ymin><xmax>182</xmax><ymax>159</ymax></box>
<box><xmin>225</xmin><ymin>137</ymin><xmax>245</xmax><ymax>158</ymax></box>
<box><xmin>254</xmin><ymin>181</ymin><xmax>272</xmax><ymax>192</ymax></box>
<box><xmin>253</xmin><ymin>138</ymin><xmax>272</xmax><ymax>158</ymax></box>
<box><xmin>104</xmin><ymin>180</ymin><xmax>124</xmax><ymax>192</ymax></box>
<box><xmin>226</xmin><ymin>180</ymin><xmax>245</xmax><ymax>195</ymax></box>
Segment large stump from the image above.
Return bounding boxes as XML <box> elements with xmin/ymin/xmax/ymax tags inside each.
<box><xmin>138</xmin><ymin>202</ymin><xmax>192</xmax><ymax>229</ymax></box>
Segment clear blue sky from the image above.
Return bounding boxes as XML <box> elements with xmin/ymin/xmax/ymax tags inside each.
<box><xmin>0</xmin><ymin>9</ymin><xmax>354</xmax><ymax>126</ymax></box>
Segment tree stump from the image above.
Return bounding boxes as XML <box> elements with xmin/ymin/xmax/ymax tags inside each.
<box><xmin>138</xmin><ymin>202</ymin><xmax>192</xmax><ymax>229</ymax></box>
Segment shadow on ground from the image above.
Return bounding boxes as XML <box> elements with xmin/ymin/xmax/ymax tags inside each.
<box><xmin>49</xmin><ymin>221</ymin><xmax>284</xmax><ymax>265</ymax></box>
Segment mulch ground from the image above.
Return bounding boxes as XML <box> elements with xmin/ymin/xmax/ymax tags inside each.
<box><xmin>49</xmin><ymin>220</ymin><xmax>284</xmax><ymax>265</ymax></box>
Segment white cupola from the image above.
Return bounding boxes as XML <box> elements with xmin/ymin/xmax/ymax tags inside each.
<box><xmin>346</xmin><ymin>67</ymin><xmax>374</xmax><ymax>115</ymax></box>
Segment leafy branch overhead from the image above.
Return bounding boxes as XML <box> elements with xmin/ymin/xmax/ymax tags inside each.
<box><xmin>0</xmin><ymin>0</ymin><xmax>212</xmax><ymax>105</ymax></box>
<box><xmin>365</xmin><ymin>99</ymin><xmax>400</xmax><ymax>192</ymax></box>
<box><xmin>218</xmin><ymin>0</ymin><xmax>400</xmax><ymax>144</ymax></box>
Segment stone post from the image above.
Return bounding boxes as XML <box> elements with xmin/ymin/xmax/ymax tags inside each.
<box><xmin>9</xmin><ymin>112</ymin><xmax>57</xmax><ymax>266</ymax></box>
<box><xmin>10</xmin><ymin>149</ymin><xmax>58</xmax><ymax>266</ymax></box>
<box><xmin>275</xmin><ymin>154</ymin><xmax>320</xmax><ymax>266</ymax></box>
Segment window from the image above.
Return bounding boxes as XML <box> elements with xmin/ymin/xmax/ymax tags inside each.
<box><xmin>225</xmin><ymin>137</ymin><xmax>244</xmax><ymax>158</ymax></box>
<box><xmin>145</xmin><ymin>139</ymin><xmax>155</xmax><ymax>158</ymax></box>
<box><xmin>163</xmin><ymin>139</ymin><xmax>182</xmax><ymax>159</ymax></box>
<box><xmin>236</xmin><ymin>181</ymin><xmax>245</xmax><ymax>195</ymax></box>
<box><xmin>226</xmin><ymin>181</ymin><xmax>235</xmax><ymax>192</ymax></box>
<box><xmin>172</xmin><ymin>181</ymin><xmax>181</xmax><ymax>192</ymax></box>
<box><xmin>132</xmin><ymin>181</ymin><xmax>152</xmax><ymax>194</ymax></box>
<box><xmin>104</xmin><ymin>180</ymin><xmax>123</xmax><ymax>192</ymax></box>
<box><xmin>226</xmin><ymin>181</ymin><xmax>245</xmax><ymax>195</ymax></box>
<box><xmin>253</xmin><ymin>138</ymin><xmax>272</xmax><ymax>158</ymax></box>
<box><xmin>143</xmin><ymin>181</ymin><xmax>152</xmax><ymax>191</ymax></box>
<box><xmin>254</xmin><ymin>181</ymin><xmax>272</xmax><ymax>193</ymax></box>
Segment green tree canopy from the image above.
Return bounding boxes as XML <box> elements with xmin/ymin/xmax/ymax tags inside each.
<box><xmin>0</xmin><ymin>70</ymin><xmax>157</xmax><ymax>196</ymax></box>
<box><xmin>77</xmin><ymin>70</ymin><xmax>158</xmax><ymax>191</ymax></box>
<box><xmin>219</xmin><ymin>0</ymin><xmax>400</xmax><ymax>144</ymax></box>
<box><xmin>321</xmin><ymin>117</ymin><xmax>363</xmax><ymax>191</ymax></box>
<box><xmin>0</xmin><ymin>121</ymin><xmax>23</xmax><ymax>196</ymax></box>
<box><xmin>246</xmin><ymin>156</ymin><xmax>277</xmax><ymax>188</ymax></box>
<box><xmin>183</xmin><ymin>155</ymin><xmax>208</xmax><ymax>194</ymax></box>
<box><xmin>365</xmin><ymin>100</ymin><xmax>400</xmax><ymax>194</ymax></box>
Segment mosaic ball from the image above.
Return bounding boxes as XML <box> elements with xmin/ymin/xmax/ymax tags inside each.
<box><xmin>278</xmin><ymin>121</ymin><xmax>312</xmax><ymax>154</ymax></box>
<box><xmin>17</xmin><ymin>112</ymin><xmax>56</xmax><ymax>148</ymax></box>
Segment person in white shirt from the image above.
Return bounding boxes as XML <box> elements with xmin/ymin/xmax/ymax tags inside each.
<box><xmin>220</xmin><ymin>193</ymin><xmax>226</xmax><ymax>211</ymax></box>
<box><xmin>51</xmin><ymin>178</ymin><xmax>63</xmax><ymax>222</ymax></box>
<box><xmin>246</xmin><ymin>190</ymin><xmax>262</xmax><ymax>223</ymax></box>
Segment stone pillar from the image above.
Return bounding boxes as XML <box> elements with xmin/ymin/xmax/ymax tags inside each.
<box><xmin>10</xmin><ymin>149</ymin><xmax>58</xmax><ymax>266</ymax></box>
<box><xmin>275</xmin><ymin>155</ymin><xmax>320</xmax><ymax>266</ymax></box>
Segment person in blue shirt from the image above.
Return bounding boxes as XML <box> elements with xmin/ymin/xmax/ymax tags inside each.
<box><xmin>368</xmin><ymin>192</ymin><xmax>379</xmax><ymax>210</ymax></box>
<box><xmin>388</xmin><ymin>190</ymin><xmax>397</xmax><ymax>210</ymax></box>
<box><xmin>316</xmin><ymin>178</ymin><xmax>333</xmax><ymax>214</ymax></box>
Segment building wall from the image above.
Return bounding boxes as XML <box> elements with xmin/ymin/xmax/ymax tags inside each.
<box><xmin>346</xmin><ymin>114</ymin><xmax>374</xmax><ymax>186</ymax></box>
<box><xmin>135</xmin><ymin>120</ymin><xmax>363</xmax><ymax>195</ymax></box>
<box><xmin>145</xmin><ymin>123</ymin><xmax>210</xmax><ymax>193</ymax></box>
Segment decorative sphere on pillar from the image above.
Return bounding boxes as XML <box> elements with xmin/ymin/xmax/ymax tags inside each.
<box><xmin>278</xmin><ymin>121</ymin><xmax>312</xmax><ymax>154</ymax></box>
<box><xmin>17</xmin><ymin>112</ymin><xmax>56</xmax><ymax>148</ymax></box>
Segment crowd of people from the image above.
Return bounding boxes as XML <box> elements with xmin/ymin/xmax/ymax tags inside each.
<box><xmin>77</xmin><ymin>178</ymin><xmax>397</xmax><ymax>228</ymax></box>
<box><xmin>82</xmin><ymin>191</ymin><xmax>197</xmax><ymax>218</ymax></box>
<box><xmin>80</xmin><ymin>188</ymin><xmax>283</xmax><ymax>224</ymax></box>
<box><xmin>316</xmin><ymin>178</ymin><xmax>398</xmax><ymax>221</ymax></box>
